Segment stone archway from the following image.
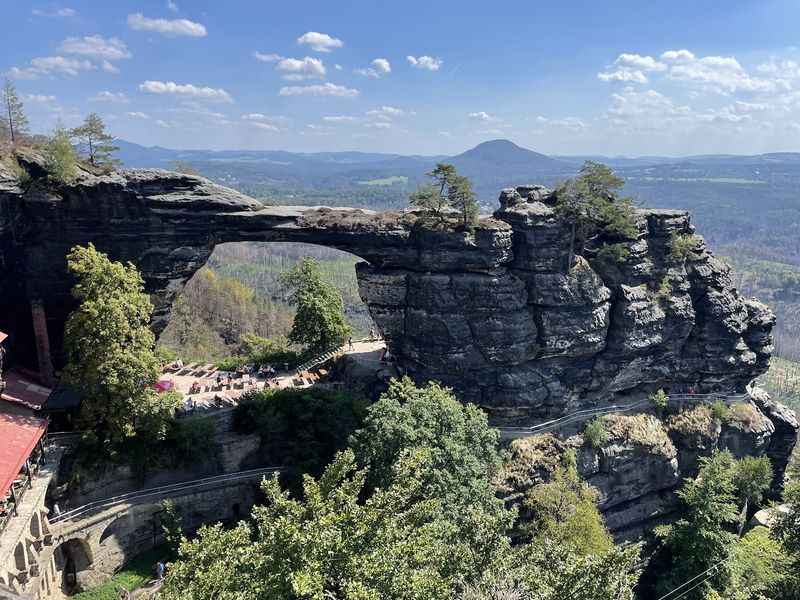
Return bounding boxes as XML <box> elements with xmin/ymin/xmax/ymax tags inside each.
<box><xmin>53</xmin><ymin>538</ymin><xmax>93</xmax><ymax>595</ymax></box>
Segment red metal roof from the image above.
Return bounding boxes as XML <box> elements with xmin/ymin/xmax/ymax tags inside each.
<box><xmin>0</xmin><ymin>370</ymin><xmax>52</xmax><ymax>410</ymax></box>
<box><xmin>0</xmin><ymin>411</ymin><xmax>47</xmax><ymax>499</ymax></box>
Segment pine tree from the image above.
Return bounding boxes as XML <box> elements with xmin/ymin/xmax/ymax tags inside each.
<box><xmin>447</xmin><ymin>173</ymin><xmax>479</xmax><ymax>228</ymax></box>
<box><xmin>2</xmin><ymin>79</ymin><xmax>29</xmax><ymax>144</ymax></box>
<box><xmin>71</xmin><ymin>112</ymin><xmax>119</xmax><ymax>167</ymax></box>
<box><xmin>42</xmin><ymin>124</ymin><xmax>78</xmax><ymax>183</ymax></box>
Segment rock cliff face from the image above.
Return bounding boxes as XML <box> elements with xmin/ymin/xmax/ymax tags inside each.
<box><xmin>0</xmin><ymin>160</ymin><xmax>777</xmax><ymax>421</ymax></box>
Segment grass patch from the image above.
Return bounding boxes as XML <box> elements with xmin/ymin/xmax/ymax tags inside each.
<box><xmin>666</xmin><ymin>404</ymin><xmax>717</xmax><ymax>440</ymax></box>
<box><xmin>72</xmin><ymin>545</ymin><xmax>166</xmax><ymax>600</ymax></box>
<box><xmin>603</xmin><ymin>413</ymin><xmax>676</xmax><ymax>458</ymax></box>
<box><xmin>494</xmin><ymin>433</ymin><xmax>566</xmax><ymax>494</ymax></box>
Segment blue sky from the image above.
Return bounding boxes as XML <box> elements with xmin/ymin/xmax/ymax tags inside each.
<box><xmin>6</xmin><ymin>0</ymin><xmax>800</xmax><ymax>155</ymax></box>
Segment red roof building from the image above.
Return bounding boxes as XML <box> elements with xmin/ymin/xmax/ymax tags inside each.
<box><xmin>0</xmin><ymin>411</ymin><xmax>48</xmax><ymax>500</ymax></box>
<box><xmin>0</xmin><ymin>371</ymin><xmax>52</xmax><ymax>411</ymax></box>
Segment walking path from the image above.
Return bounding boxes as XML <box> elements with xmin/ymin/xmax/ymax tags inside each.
<box><xmin>498</xmin><ymin>391</ymin><xmax>751</xmax><ymax>439</ymax></box>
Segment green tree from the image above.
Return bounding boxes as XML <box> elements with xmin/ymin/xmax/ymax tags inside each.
<box><xmin>2</xmin><ymin>79</ymin><xmax>28</xmax><ymax>144</ymax></box>
<box><xmin>71</xmin><ymin>112</ymin><xmax>119</xmax><ymax>167</ymax></box>
<box><xmin>583</xmin><ymin>416</ymin><xmax>609</xmax><ymax>449</ymax></box>
<box><xmin>62</xmin><ymin>243</ymin><xmax>172</xmax><ymax>443</ymax></box>
<box><xmin>448</xmin><ymin>173</ymin><xmax>480</xmax><ymax>228</ymax></box>
<box><xmin>160</xmin><ymin>499</ymin><xmax>184</xmax><ymax>556</ymax></box>
<box><xmin>650</xmin><ymin>450</ymin><xmax>741</xmax><ymax>600</ymax></box>
<box><xmin>350</xmin><ymin>376</ymin><xmax>507</xmax><ymax>521</ymax></box>
<box><xmin>522</xmin><ymin>452</ymin><xmax>613</xmax><ymax>556</ymax></box>
<box><xmin>727</xmin><ymin>526</ymin><xmax>793</xmax><ymax>600</ymax></box>
<box><xmin>161</xmin><ymin>449</ymin><xmax>510</xmax><ymax>600</ymax></box>
<box><xmin>408</xmin><ymin>162</ymin><xmax>459</xmax><ymax>225</ymax></box>
<box><xmin>42</xmin><ymin>124</ymin><xmax>78</xmax><ymax>183</ymax></box>
<box><xmin>733</xmin><ymin>455</ymin><xmax>772</xmax><ymax>521</ymax></box>
<box><xmin>554</xmin><ymin>161</ymin><xmax>638</xmax><ymax>270</ymax></box>
<box><xmin>279</xmin><ymin>257</ymin><xmax>351</xmax><ymax>355</ymax></box>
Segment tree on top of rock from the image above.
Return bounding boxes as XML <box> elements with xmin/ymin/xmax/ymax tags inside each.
<box><xmin>409</xmin><ymin>162</ymin><xmax>479</xmax><ymax>228</ymax></box>
<box><xmin>554</xmin><ymin>160</ymin><xmax>638</xmax><ymax>270</ymax></box>
<box><xmin>71</xmin><ymin>112</ymin><xmax>119</xmax><ymax>167</ymax></box>
<box><xmin>2</xmin><ymin>79</ymin><xmax>29</xmax><ymax>144</ymax></box>
<box><xmin>279</xmin><ymin>257</ymin><xmax>351</xmax><ymax>355</ymax></box>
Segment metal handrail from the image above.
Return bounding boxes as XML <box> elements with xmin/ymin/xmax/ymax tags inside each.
<box><xmin>50</xmin><ymin>466</ymin><xmax>281</xmax><ymax>524</ymax></box>
<box><xmin>499</xmin><ymin>391</ymin><xmax>751</xmax><ymax>435</ymax></box>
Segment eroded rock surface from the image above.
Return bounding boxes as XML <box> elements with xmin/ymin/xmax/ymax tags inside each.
<box><xmin>0</xmin><ymin>161</ymin><xmax>777</xmax><ymax>423</ymax></box>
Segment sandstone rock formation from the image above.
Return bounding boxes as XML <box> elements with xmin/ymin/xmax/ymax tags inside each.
<box><xmin>0</xmin><ymin>158</ymin><xmax>779</xmax><ymax>422</ymax></box>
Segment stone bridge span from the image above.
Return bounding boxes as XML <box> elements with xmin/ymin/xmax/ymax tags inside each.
<box><xmin>0</xmin><ymin>159</ymin><xmax>777</xmax><ymax>422</ymax></box>
<box><xmin>42</xmin><ymin>467</ymin><xmax>278</xmax><ymax>598</ymax></box>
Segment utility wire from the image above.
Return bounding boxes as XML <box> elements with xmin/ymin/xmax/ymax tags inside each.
<box><xmin>655</xmin><ymin>557</ymin><xmax>729</xmax><ymax>600</ymax></box>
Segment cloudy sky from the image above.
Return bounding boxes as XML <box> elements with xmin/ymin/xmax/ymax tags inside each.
<box><xmin>6</xmin><ymin>0</ymin><xmax>800</xmax><ymax>156</ymax></box>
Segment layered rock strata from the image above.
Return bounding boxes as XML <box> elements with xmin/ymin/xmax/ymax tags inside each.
<box><xmin>0</xmin><ymin>159</ymin><xmax>778</xmax><ymax>422</ymax></box>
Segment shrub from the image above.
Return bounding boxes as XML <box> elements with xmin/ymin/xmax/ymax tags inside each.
<box><xmin>43</xmin><ymin>126</ymin><xmax>78</xmax><ymax>183</ymax></box>
<box><xmin>650</xmin><ymin>389</ymin><xmax>669</xmax><ymax>412</ymax></box>
<box><xmin>711</xmin><ymin>399</ymin><xmax>729</xmax><ymax>422</ymax></box>
<box><xmin>215</xmin><ymin>355</ymin><xmax>247</xmax><ymax>371</ymax></box>
<box><xmin>669</xmin><ymin>233</ymin><xmax>701</xmax><ymax>262</ymax></box>
<box><xmin>583</xmin><ymin>417</ymin><xmax>609</xmax><ymax>449</ymax></box>
<box><xmin>238</xmin><ymin>333</ymin><xmax>304</xmax><ymax>369</ymax></box>
<box><xmin>604</xmin><ymin>413</ymin><xmax>676</xmax><ymax>457</ymax></box>
<box><xmin>595</xmin><ymin>242</ymin><xmax>630</xmax><ymax>264</ymax></box>
<box><xmin>234</xmin><ymin>387</ymin><xmax>367</xmax><ymax>491</ymax></box>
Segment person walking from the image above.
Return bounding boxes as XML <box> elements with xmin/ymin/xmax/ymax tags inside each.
<box><xmin>348</xmin><ymin>336</ymin><xmax>354</xmax><ymax>350</ymax></box>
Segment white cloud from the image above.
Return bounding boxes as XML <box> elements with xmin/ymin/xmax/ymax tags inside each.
<box><xmin>276</xmin><ymin>57</ymin><xmax>326</xmax><ymax>81</ymax></box>
<box><xmin>127</xmin><ymin>13</ymin><xmax>207</xmax><ymax>37</ymax></box>
<box><xmin>323</xmin><ymin>115</ymin><xmax>358</xmax><ymax>123</ymax></box>
<box><xmin>155</xmin><ymin>119</ymin><xmax>171</xmax><ymax>127</ymax></box>
<box><xmin>250</xmin><ymin>122</ymin><xmax>280</xmax><ymax>131</ymax></box>
<box><xmin>407</xmin><ymin>55</ymin><xmax>442</xmax><ymax>71</ymax></box>
<box><xmin>334</xmin><ymin>64</ymin><xmax>343</xmax><ymax>71</ymax></box>
<box><xmin>468</xmin><ymin>111</ymin><xmax>496</xmax><ymax>122</ymax></box>
<box><xmin>733</xmin><ymin>100</ymin><xmax>769</xmax><ymax>113</ymax></box>
<box><xmin>598</xmin><ymin>69</ymin><xmax>648</xmax><ymax>84</ymax></box>
<box><xmin>355</xmin><ymin>58</ymin><xmax>391</xmax><ymax>78</ymax></box>
<box><xmin>8</xmin><ymin>56</ymin><xmax>95</xmax><ymax>79</ymax></box>
<box><xmin>139</xmin><ymin>80</ymin><xmax>233</xmax><ymax>103</ymax></box>
<box><xmin>367</xmin><ymin>106</ymin><xmax>413</xmax><ymax>120</ymax></box>
<box><xmin>32</xmin><ymin>7</ymin><xmax>75</xmax><ymax>17</ymax></box>
<box><xmin>101</xmin><ymin>60</ymin><xmax>119</xmax><ymax>73</ymax></box>
<box><xmin>660</xmin><ymin>49</ymin><xmax>696</xmax><ymax>63</ymax></box>
<box><xmin>24</xmin><ymin>94</ymin><xmax>57</xmax><ymax>104</ymax></box>
<box><xmin>614</xmin><ymin>53</ymin><xmax>666</xmax><ymax>72</ymax></box>
<box><xmin>296</xmin><ymin>32</ymin><xmax>343</xmax><ymax>53</ymax></box>
<box><xmin>167</xmin><ymin>0</ymin><xmax>179</xmax><ymax>12</ymax></box>
<box><xmin>90</xmin><ymin>91</ymin><xmax>129</xmax><ymax>103</ymax></box>
<box><xmin>605</xmin><ymin>87</ymin><xmax>694</xmax><ymax>133</ymax></box>
<box><xmin>279</xmin><ymin>82</ymin><xmax>359</xmax><ymax>97</ymax></box>
<box><xmin>59</xmin><ymin>35</ymin><xmax>131</xmax><ymax>61</ymax></box>
<box><xmin>366</xmin><ymin>121</ymin><xmax>392</xmax><ymax>129</ymax></box>
<box><xmin>126</xmin><ymin>111</ymin><xmax>149</xmax><ymax>119</ymax></box>
<box><xmin>254</xmin><ymin>52</ymin><xmax>283</xmax><ymax>63</ymax></box>
<box><xmin>667</xmin><ymin>55</ymin><xmax>779</xmax><ymax>93</ymax></box>
<box><xmin>240</xmin><ymin>114</ymin><xmax>287</xmax><ymax>131</ymax></box>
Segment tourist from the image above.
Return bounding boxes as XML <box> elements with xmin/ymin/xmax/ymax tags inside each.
<box><xmin>369</xmin><ymin>327</ymin><xmax>376</xmax><ymax>340</ymax></box>
<box><xmin>156</xmin><ymin>561</ymin><xmax>166</xmax><ymax>581</ymax></box>
<box><xmin>348</xmin><ymin>336</ymin><xmax>354</xmax><ymax>350</ymax></box>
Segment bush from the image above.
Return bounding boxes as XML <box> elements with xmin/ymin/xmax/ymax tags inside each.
<box><xmin>650</xmin><ymin>389</ymin><xmax>669</xmax><ymax>412</ymax></box>
<box><xmin>234</xmin><ymin>387</ymin><xmax>367</xmax><ymax>491</ymax></box>
<box><xmin>238</xmin><ymin>334</ymin><xmax>304</xmax><ymax>369</ymax></box>
<box><xmin>596</xmin><ymin>242</ymin><xmax>630</xmax><ymax>264</ymax></box>
<box><xmin>215</xmin><ymin>355</ymin><xmax>247</xmax><ymax>371</ymax></box>
<box><xmin>43</xmin><ymin>126</ymin><xmax>78</xmax><ymax>183</ymax></box>
<box><xmin>583</xmin><ymin>417</ymin><xmax>609</xmax><ymax>449</ymax></box>
<box><xmin>669</xmin><ymin>233</ymin><xmax>701</xmax><ymax>262</ymax></box>
<box><xmin>711</xmin><ymin>399</ymin><xmax>729</xmax><ymax>422</ymax></box>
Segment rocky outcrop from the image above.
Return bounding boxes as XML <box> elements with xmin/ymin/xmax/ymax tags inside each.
<box><xmin>0</xmin><ymin>159</ymin><xmax>778</xmax><ymax>423</ymax></box>
<box><xmin>499</xmin><ymin>396</ymin><xmax>798</xmax><ymax>537</ymax></box>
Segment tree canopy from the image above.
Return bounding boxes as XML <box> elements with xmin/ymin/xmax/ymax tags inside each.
<box><xmin>2</xmin><ymin>79</ymin><xmax>28</xmax><ymax>144</ymax></box>
<box><xmin>43</xmin><ymin>124</ymin><xmax>78</xmax><ymax>183</ymax></box>
<box><xmin>554</xmin><ymin>161</ymin><xmax>639</xmax><ymax>269</ymax></box>
<box><xmin>62</xmin><ymin>243</ymin><xmax>174</xmax><ymax>443</ymax></box>
<box><xmin>408</xmin><ymin>162</ymin><xmax>479</xmax><ymax>228</ymax></box>
<box><xmin>280</xmin><ymin>257</ymin><xmax>351</xmax><ymax>355</ymax></box>
<box><xmin>71</xmin><ymin>112</ymin><xmax>119</xmax><ymax>167</ymax></box>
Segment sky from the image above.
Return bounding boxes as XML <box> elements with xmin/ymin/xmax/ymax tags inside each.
<box><xmin>5</xmin><ymin>0</ymin><xmax>800</xmax><ymax>156</ymax></box>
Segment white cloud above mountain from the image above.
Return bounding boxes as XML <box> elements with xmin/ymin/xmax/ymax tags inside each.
<box><xmin>296</xmin><ymin>32</ymin><xmax>343</xmax><ymax>53</ymax></box>
<box><xmin>127</xmin><ymin>13</ymin><xmax>207</xmax><ymax>37</ymax></box>
<box><xmin>407</xmin><ymin>55</ymin><xmax>442</xmax><ymax>71</ymax></box>
<box><xmin>279</xmin><ymin>83</ymin><xmax>359</xmax><ymax>97</ymax></box>
<box><xmin>276</xmin><ymin>57</ymin><xmax>326</xmax><ymax>81</ymax></box>
<box><xmin>139</xmin><ymin>80</ymin><xmax>233</xmax><ymax>102</ymax></box>
<box><xmin>356</xmin><ymin>58</ymin><xmax>391</xmax><ymax>78</ymax></box>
